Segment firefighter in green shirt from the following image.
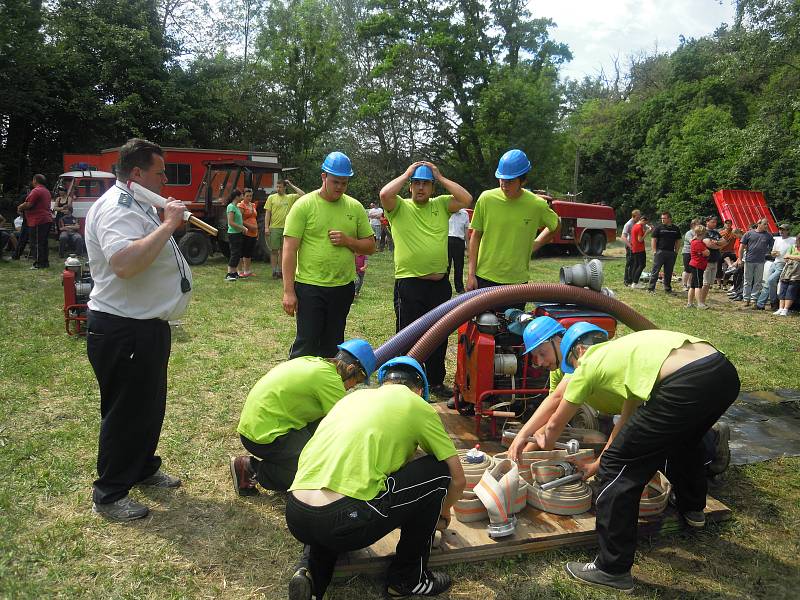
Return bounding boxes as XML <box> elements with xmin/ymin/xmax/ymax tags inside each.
<box><xmin>285</xmin><ymin>356</ymin><xmax>466</xmax><ymax>600</ymax></box>
<box><xmin>282</xmin><ymin>152</ymin><xmax>376</xmax><ymax>358</ymax></box>
<box><xmin>229</xmin><ymin>339</ymin><xmax>376</xmax><ymax>495</ymax></box>
<box><xmin>518</xmin><ymin>322</ymin><xmax>739</xmax><ymax>593</ymax></box>
<box><xmin>264</xmin><ymin>178</ymin><xmax>304</xmax><ymax>279</ymax></box>
<box><xmin>467</xmin><ymin>149</ymin><xmax>560</xmax><ymax>309</ymax></box>
<box><xmin>378</xmin><ymin>162</ymin><xmax>472</xmax><ymax>398</ymax></box>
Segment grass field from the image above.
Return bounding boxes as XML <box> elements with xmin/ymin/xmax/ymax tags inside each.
<box><xmin>1</xmin><ymin>243</ymin><xmax>799</xmax><ymax>599</ymax></box>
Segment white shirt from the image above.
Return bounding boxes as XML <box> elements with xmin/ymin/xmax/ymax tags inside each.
<box><xmin>621</xmin><ymin>218</ymin><xmax>635</xmax><ymax>245</ymax></box>
<box><xmin>85</xmin><ymin>182</ymin><xmax>193</xmax><ymax>321</ymax></box>
<box><xmin>448</xmin><ymin>209</ymin><xmax>470</xmax><ymax>239</ymax></box>
<box><xmin>772</xmin><ymin>236</ymin><xmax>796</xmax><ymax>264</ymax></box>
<box><xmin>367</xmin><ymin>207</ymin><xmax>384</xmax><ymax>226</ymax></box>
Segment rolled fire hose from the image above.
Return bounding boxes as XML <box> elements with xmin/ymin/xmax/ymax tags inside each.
<box><xmin>457</xmin><ymin>448</ymin><xmax>494</xmax><ymax>491</ymax></box>
<box><xmin>493</xmin><ymin>449</ymin><xmax>595</xmax><ymax>471</ymax></box>
<box><xmin>407</xmin><ymin>283</ymin><xmax>657</xmax><ymax>363</ymax></box>
<box><xmin>473</xmin><ymin>459</ymin><xmax>520</xmax><ymax>537</ymax></box>
<box><xmin>637</xmin><ymin>471</ymin><xmax>672</xmax><ymax>518</ymax></box>
<box><xmin>373</xmin><ymin>288</ymin><xmax>490</xmax><ymax>365</ymax></box>
<box><xmin>526</xmin><ymin>460</ymin><xmax>594</xmax><ymax>515</ymax></box>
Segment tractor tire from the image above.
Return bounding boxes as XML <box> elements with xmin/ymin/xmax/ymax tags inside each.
<box><xmin>178</xmin><ymin>231</ymin><xmax>210</xmax><ymax>265</ymax></box>
<box><xmin>590</xmin><ymin>232</ymin><xmax>607</xmax><ymax>256</ymax></box>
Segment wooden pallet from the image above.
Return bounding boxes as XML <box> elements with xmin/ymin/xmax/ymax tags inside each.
<box><xmin>334</xmin><ymin>402</ymin><xmax>732</xmax><ymax>577</ymax></box>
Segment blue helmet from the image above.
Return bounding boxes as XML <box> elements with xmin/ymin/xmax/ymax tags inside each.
<box><xmin>321</xmin><ymin>151</ymin><xmax>354</xmax><ymax>177</ymax></box>
<box><xmin>522</xmin><ymin>316</ymin><xmax>566</xmax><ymax>355</ymax></box>
<box><xmin>411</xmin><ymin>165</ymin><xmax>435</xmax><ymax>181</ymax></box>
<box><xmin>377</xmin><ymin>356</ymin><xmax>429</xmax><ymax>401</ymax></box>
<box><xmin>560</xmin><ymin>321</ymin><xmax>609</xmax><ymax>374</ymax></box>
<box><xmin>495</xmin><ymin>149</ymin><xmax>531</xmax><ymax>179</ymax></box>
<box><xmin>337</xmin><ymin>338</ymin><xmax>377</xmax><ymax>378</ymax></box>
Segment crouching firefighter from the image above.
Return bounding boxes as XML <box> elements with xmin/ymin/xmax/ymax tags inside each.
<box><xmin>230</xmin><ymin>339</ymin><xmax>377</xmax><ymax>495</ymax></box>
<box><xmin>516</xmin><ymin>320</ymin><xmax>739</xmax><ymax>593</ymax></box>
<box><xmin>285</xmin><ymin>356</ymin><xmax>466</xmax><ymax>600</ymax></box>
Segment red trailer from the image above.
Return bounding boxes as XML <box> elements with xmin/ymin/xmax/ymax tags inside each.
<box><xmin>713</xmin><ymin>189</ymin><xmax>778</xmax><ymax>233</ymax></box>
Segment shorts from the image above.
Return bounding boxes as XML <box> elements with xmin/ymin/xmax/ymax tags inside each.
<box><xmin>268</xmin><ymin>227</ymin><xmax>284</xmax><ymax>251</ymax></box>
<box><xmin>682</xmin><ymin>253</ymin><xmax>691</xmax><ymax>272</ymax></box>
<box><xmin>702</xmin><ymin>262</ymin><xmax>718</xmax><ymax>286</ymax></box>
<box><xmin>778</xmin><ymin>281</ymin><xmax>799</xmax><ymax>301</ymax></box>
<box><xmin>689</xmin><ymin>267</ymin><xmax>704</xmax><ymax>288</ymax></box>
<box><xmin>241</xmin><ymin>234</ymin><xmax>257</xmax><ymax>258</ymax></box>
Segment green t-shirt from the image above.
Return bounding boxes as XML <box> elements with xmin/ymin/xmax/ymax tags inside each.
<box><xmin>265</xmin><ymin>192</ymin><xmax>300</xmax><ymax>228</ymax></box>
<box><xmin>387</xmin><ymin>195</ymin><xmax>453</xmax><ymax>278</ymax></box>
<box><xmin>237</xmin><ymin>357</ymin><xmax>346</xmax><ymax>445</ymax></box>
<box><xmin>563</xmin><ymin>330</ymin><xmax>710</xmax><ymax>415</ymax></box>
<box><xmin>549</xmin><ymin>368</ymin><xmax>564</xmax><ymax>393</ymax></box>
<box><xmin>469</xmin><ymin>188</ymin><xmax>559</xmax><ymax>283</ymax></box>
<box><xmin>284</xmin><ymin>191</ymin><xmax>373</xmax><ymax>287</ymax></box>
<box><xmin>226</xmin><ymin>203</ymin><xmax>243</xmax><ymax>234</ymax></box>
<box><xmin>290</xmin><ymin>385</ymin><xmax>458</xmax><ymax>500</ymax></box>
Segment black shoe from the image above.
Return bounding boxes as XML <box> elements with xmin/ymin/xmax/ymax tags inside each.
<box><xmin>288</xmin><ymin>567</ymin><xmax>313</xmax><ymax>600</ymax></box>
<box><xmin>708</xmin><ymin>422</ymin><xmax>731</xmax><ymax>475</ymax></box>
<box><xmin>92</xmin><ymin>495</ymin><xmax>150</xmax><ymax>522</ymax></box>
<box><xmin>137</xmin><ymin>470</ymin><xmax>181</xmax><ymax>488</ymax></box>
<box><xmin>564</xmin><ymin>561</ymin><xmax>633</xmax><ymax>594</ymax></box>
<box><xmin>446</xmin><ymin>398</ymin><xmax>456</xmax><ymax>410</ymax></box>
<box><xmin>429</xmin><ymin>383</ymin><xmax>454</xmax><ymax>399</ymax></box>
<box><xmin>386</xmin><ymin>570</ymin><xmax>452</xmax><ymax>598</ymax></box>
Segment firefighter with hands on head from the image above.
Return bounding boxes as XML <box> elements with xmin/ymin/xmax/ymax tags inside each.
<box><xmin>84</xmin><ymin>138</ymin><xmax>193</xmax><ymax>522</ymax></box>
<box><xmin>285</xmin><ymin>355</ymin><xmax>466</xmax><ymax>600</ymax></box>
<box><xmin>379</xmin><ymin>161</ymin><xmax>472</xmax><ymax>399</ymax></box>
<box><xmin>510</xmin><ymin>318</ymin><xmax>739</xmax><ymax>593</ymax></box>
<box><xmin>282</xmin><ymin>152</ymin><xmax>375</xmax><ymax>359</ymax></box>
<box><xmin>230</xmin><ymin>339</ymin><xmax>376</xmax><ymax>495</ymax></box>
<box><xmin>264</xmin><ymin>178</ymin><xmax>305</xmax><ymax>279</ymax></box>
<box><xmin>466</xmin><ymin>149</ymin><xmax>560</xmax><ymax>310</ymax></box>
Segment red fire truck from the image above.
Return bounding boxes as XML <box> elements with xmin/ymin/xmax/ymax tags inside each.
<box><xmin>535</xmin><ymin>194</ymin><xmax>617</xmax><ymax>256</ymax></box>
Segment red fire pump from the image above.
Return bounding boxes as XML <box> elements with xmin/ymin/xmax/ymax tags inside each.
<box><xmin>62</xmin><ymin>255</ymin><xmax>92</xmax><ymax>336</ymax></box>
<box><xmin>452</xmin><ymin>261</ymin><xmax>618</xmax><ymax>438</ymax></box>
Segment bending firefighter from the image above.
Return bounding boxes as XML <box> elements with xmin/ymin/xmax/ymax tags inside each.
<box><xmin>230</xmin><ymin>339</ymin><xmax>376</xmax><ymax>494</ymax></box>
<box><xmin>508</xmin><ymin>318</ymin><xmax>737</xmax><ymax>593</ymax></box>
<box><xmin>285</xmin><ymin>356</ymin><xmax>466</xmax><ymax>600</ymax></box>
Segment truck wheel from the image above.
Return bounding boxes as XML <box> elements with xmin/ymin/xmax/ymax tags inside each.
<box><xmin>579</xmin><ymin>233</ymin><xmax>593</xmax><ymax>255</ymax></box>
<box><xmin>590</xmin><ymin>232</ymin><xmax>606</xmax><ymax>256</ymax></box>
<box><xmin>178</xmin><ymin>231</ymin><xmax>210</xmax><ymax>265</ymax></box>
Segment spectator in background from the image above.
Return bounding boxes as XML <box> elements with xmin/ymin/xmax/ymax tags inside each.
<box><xmin>354</xmin><ymin>253</ymin><xmax>367</xmax><ymax>297</ymax></box>
<box><xmin>681</xmin><ymin>218</ymin><xmax>701</xmax><ymax>290</ymax></box>
<box><xmin>53</xmin><ymin>185</ymin><xmax>72</xmax><ymax>231</ymax></box>
<box><xmin>237</xmin><ymin>188</ymin><xmax>258</xmax><ymax>278</ymax></box>
<box><xmin>697</xmin><ymin>216</ymin><xmax>724</xmax><ymax>307</ymax></box>
<box><xmin>58</xmin><ymin>207</ymin><xmax>85</xmax><ymax>257</ymax></box>
<box><xmin>719</xmin><ymin>220</ymin><xmax>737</xmax><ymax>274</ymax></box>
<box><xmin>380</xmin><ymin>213</ymin><xmax>393</xmax><ymax>252</ymax></box>
<box><xmin>647</xmin><ymin>211</ymin><xmax>681</xmax><ymax>294</ymax></box>
<box><xmin>225</xmin><ymin>189</ymin><xmax>247</xmax><ymax>282</ymax></box>
<box><xmin>755</xmin><ymin>223</ymin><xmax>795</xmax><ymax>311</ymax></box>
<box><xmin>621</xmin><ymin>209</ymin><xmax>641</xmax><ymax>287</ymax></box>
<box><xmin>688</xmin><ymin>224</ymin><xmax>710</xmax><ymax>309</ymax></box>
<box><xmin>629</xmin><ymin>215</ymin><xmax>648</xmax><ymax>288</ymax></box>
<box><xmin>774</xmin><ymin>235</ymin><xmax>800</xmax><ymax>316</ymax></box>
<box><xmin>738</xmin><ymin>218</ymin><xmax>775</xmax><ymax>307</ymax></box>
<box><xmin>11</xmin><ymin>186</ymin><xmax>31</xmax><ymax>260</ymax></box>
<box><xmin>367</xmin><ymin>202</ymin><xmax>384</xmax><ymax>249</ymax></box>
<box><xmin>264</xmin><ymin>179</ymin><xmax>304</xmax><ymax>279</ymax></box>
<box><xmin>0</xmin><ymin>214</ymin><xmax>16</xmax><ymax>261</ymax></box>
<box><xmin>16</xmin><ymin>174</ymin><xmax>53</xmax><ymax>269</ymax></box>
<box><xmin>448</xmin><ymin>208</ymin><xmax>470</xmax><ymax>294</ymax></box>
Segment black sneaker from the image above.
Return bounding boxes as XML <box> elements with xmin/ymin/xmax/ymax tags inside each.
<box><xmin>386</xmin><ymin>570</ymin><xmax>452</xmax><ymax>598</ymax></box>
<box><xmin>429</xmin><ymin>383</ymin><xmax>454</xmax><ymax>399</ymax></box>
<box><xmin>92</xmin><ymin>495</ymin><xmax>150</xmax><ymax>522</ymax></box>
<box><xmin>288</xmin><ymin>567</ymin><xmax>313</xmax><ymax>600</ymax></box>
<box><xmin>682</xmin><ymin>510</ymin><xmax>706</xmax><ymax>528</ymax></box>
<box><xmin>708</xmin><ymin>422</ymin><xmax>731</xmax><ymax>475</ymax></box>
<box><xmin>564</xmin><ymin>561</ymin><xmax>634</xmax><ymax>594</ymax></box>
<box><xmin>137</xmin><ymin>470</ymin><xmax>181</xmax><ymax>488</ymax></box>
<box><xmin>225</xmin><ymin>273</ymin><xmax>238</xmax><ymax>282</ymax></box>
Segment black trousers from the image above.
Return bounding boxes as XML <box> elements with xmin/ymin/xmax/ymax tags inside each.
<box><xmin>33</xmin><ymin>222</ymin><xmax>51</xmax><ymax>267</ymax></box>
<box><xmin>623</xmin><ymin>246</ymin><xmax>634</xmax><ymax>285</ymax></box>
<box><xmin>476</xmin><ymin>275</ymin><xmax>525</xmax><ymax>312</ymax></box>
<box><xmin>594</xmin><ymin>352</ymin><xmax>740</xmax><ymax>574</ymax></box>
<box><xmin>447</xmin><ymin>236</ymin><xmax>466</xmax><ymax>293</ymax></box>
<box><xmin>240</xmin><ymin>419</ymin><xmax>321</xmax><ymax>491</ymax></box>
<box><xmin>647</xmin><ymin>250</ymin><xmax>677</xmax><ymax>291</ymax></box>
<box><xmin>13</xmin><ymin>219</ymin><xmax>31</xmax><ymax>259</ymax></box>
<box><xmin>630</xmin><ymin>251</ymin><xmax>646</xmax><ymax>285</ymax></box>
<box><xmin>87</xmin><ymin>310</ymin><xmax>171</xmax><ymax>504</ymax></box>
<box><xmin>228</xmin><ymin>232</ymin><xmax>243</xmax><ymax>268</ymax></box>
<box><xmin>285</xmin><ymin>456</ymin><xmax>450</xmax><ymax>598</ymax></box>
<box><xmin>290</xmin><ymin>281</ymin><xmax>354</xmax><ymax>359</ymax></box>
<box><xmin>394</xmin><ymin>277</ymin><xmax>452</xmax><ymax>387</ymax></box>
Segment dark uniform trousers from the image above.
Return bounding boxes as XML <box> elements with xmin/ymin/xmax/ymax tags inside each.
<box><xmin>394</xmin><ymin>277</ymin><xmax>452</xmax><ymax>386</ymax></box>
<box><xmin>240</xmin><ymin>418</ymin><xmax>322</xmax><ymax>491</ymax></box>
<box><xmin>594</xmin><ymin>352</ymin><xmax>739</xmax><ymax>574</ymax></box>
<box><xmin>286</xmin><ymin>456</ymin><xmax>450</xmax><ymax>599</ymax></box>
<box><xmin>33</xmin><ymin>222</ymin><xmax>51</xmax><ymax>267</ymax></box>
<box><xmin>447</xmin><ymin>236</ymin><xmax>466</xmax><ymax>293</ymax></box>
<box><xmin>647</xmin><ymin>250</ymin><xmax>677</xmax><ymax>292</ymax></box>
<box><xmin>629</xmin><ymin>251</ymin><xmax>646</xmax><ymax>285</ymax></box>
<box><xmin>290</xmin><ymin>281</ymin><xmax>355</xmax><ymax>359</ymax></box>
<box><xmin>87</xmin><ymin>310</ymin><xmax>171</xmax><ymax>504</ymax></box>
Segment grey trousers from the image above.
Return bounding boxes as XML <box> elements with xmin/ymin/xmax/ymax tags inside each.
<box><xmin>742</xmin><ymin>262</ymin><xmax>765</xmax><ymax>301</ymax></box>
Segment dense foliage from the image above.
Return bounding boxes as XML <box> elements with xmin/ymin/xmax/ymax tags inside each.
<box><xmin>1</xmin><ymin>0</ymin><xmax>797</xmax><ymax>226</ymax></box>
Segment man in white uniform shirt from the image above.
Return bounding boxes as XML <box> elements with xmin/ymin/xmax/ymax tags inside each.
<box><xmin>367</xmin><ymin>202</ymin><xmax>384</xmax><ymax>249</ymax></box>
<box><xmin>85</xmin><ymin>138</ymin><xmax>193</xmax><ymax>521</ymax></box>
<box><xmin>448</xmin><ymin>208</ymin><xmax>470</xmax><ymax>293</ymax></box>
